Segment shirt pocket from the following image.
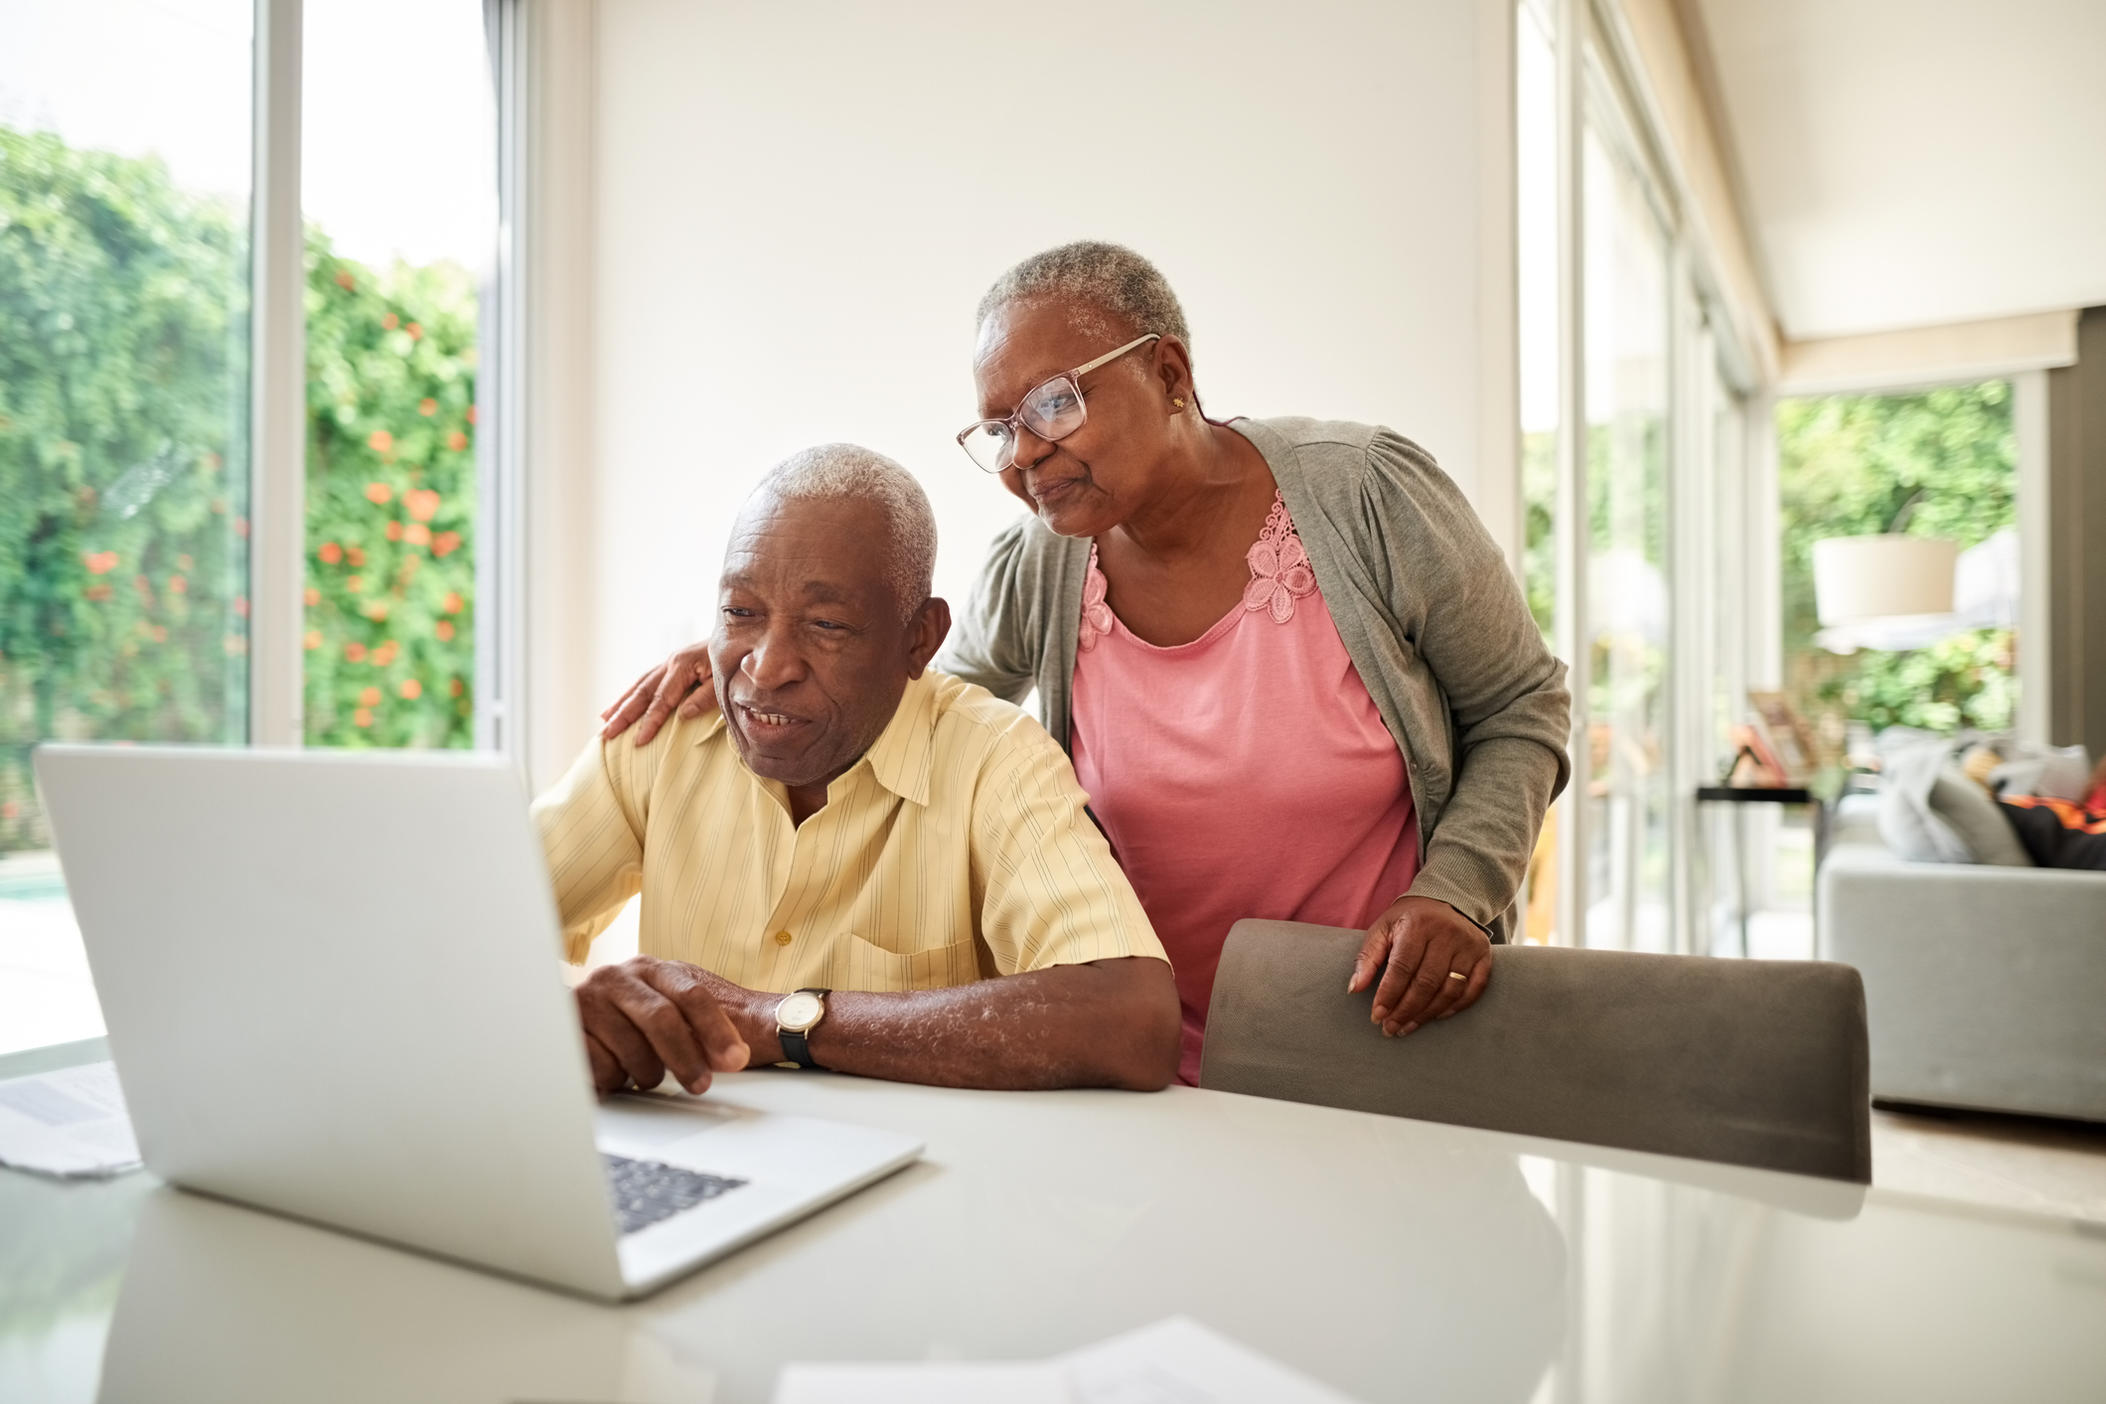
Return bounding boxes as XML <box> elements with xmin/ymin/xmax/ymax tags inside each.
<box><xmin>824</xmin><ymin>930</ymin><xmax>982</xmax><ymax>991</ymax></box>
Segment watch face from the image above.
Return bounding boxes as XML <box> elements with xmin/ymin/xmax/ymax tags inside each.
<box><xmin>777</xmin><ymin>991</ymin><xmax>824</xmax><ymax>1032</ymax></box>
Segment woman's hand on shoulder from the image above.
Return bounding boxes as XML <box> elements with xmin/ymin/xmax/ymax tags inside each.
<box><xmin>600</xmin><ymin>643</ymin><xmax>716</xmax><ymax>745</ymax></box>
<box><xmin>1347</xmin><ymin>895</ymin><xmax>1491</xmax><ymax>1037</ymax></box>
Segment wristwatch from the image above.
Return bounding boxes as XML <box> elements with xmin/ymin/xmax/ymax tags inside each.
<box><xmin>773</xmin><ymin>988</ymin><xmax>830</xmax><ymax>1069</ymax></box>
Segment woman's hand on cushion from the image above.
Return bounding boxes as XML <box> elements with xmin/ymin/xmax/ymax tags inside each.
<box><xmin>600</xmin><ymin>643</ymin><xmax>716</xmax><ymax>744</ymax></box>
<box><xmin>1347</xmin><ymin>895</ymin><xmax>1492</xmax><ymax>1037</ymax></box>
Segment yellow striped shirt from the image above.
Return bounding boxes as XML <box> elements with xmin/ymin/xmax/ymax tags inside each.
<box><xmin>532</xmin><ymin>670</ymin><xmax>1165</xmax><ymax>991</ymax></box>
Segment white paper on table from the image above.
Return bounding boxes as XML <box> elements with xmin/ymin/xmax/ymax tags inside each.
<box><xmin>0</xmin><ymin>1060</ymin><xmax>143</xmax><ymax>1178</ymax></box>
<box><xmin>772</xmin><ymin>1318</ymin><xmax>1361</xmax><ymax>1404</ymax></box>
<box><xmin>1059</xmin><ymin>1317</ymin><xmax>1363</xmax><ymax>1404</ymax></box>
<box><xmin>773</xmin><ymin>1361</ymin><xmax>1070</xmax><ymax>1404</ymax></box>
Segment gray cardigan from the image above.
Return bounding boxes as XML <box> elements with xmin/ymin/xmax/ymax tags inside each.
<box><xmin>936</xmin><ymin>416</ymin><xmax>1572</xmax><ymax>943</ymax></box>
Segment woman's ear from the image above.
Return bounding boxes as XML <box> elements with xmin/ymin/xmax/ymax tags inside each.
<box><xmin>1153</xmin><ymin>335</ymin><xmax>1196</xmax><ymax>407</ymax></box>
<box><xmin>905</xmin><ymin>597</ymin><xmax>952</xmax><ymax>677</ymax></box>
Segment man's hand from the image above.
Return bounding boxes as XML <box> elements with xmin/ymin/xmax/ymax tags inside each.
<box><xmin>1347</xmin><ymin>895</ymin><xmax>1492</xmax><ymax>1038</ymax></box>
<box><xmin>599</xmin><ymin>644</ymin><xmax>716</xmax><ymax>745</ymax></box>
<box><xmin>574</xmin><ymin>955</ymin><xmax>756</xmax><ymax>1094</ymax></box>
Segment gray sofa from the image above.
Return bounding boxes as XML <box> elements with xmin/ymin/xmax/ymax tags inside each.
<box><xmin>1818</xmin><ymin>794</ymin><xmax>2106</xmax><ymax>1121</ymax></box>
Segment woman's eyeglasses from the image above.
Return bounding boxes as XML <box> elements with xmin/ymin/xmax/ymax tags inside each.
<box><xmin>956</xmin><ymin>333</ymin><xmax>1160</xmax><ymax>474</ymax></box>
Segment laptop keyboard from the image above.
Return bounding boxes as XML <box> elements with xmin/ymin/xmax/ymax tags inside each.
<box><xmin>602</xmin><ymin>1153</ymin><xmax>749</xmax><ymax>1236</ymax></box>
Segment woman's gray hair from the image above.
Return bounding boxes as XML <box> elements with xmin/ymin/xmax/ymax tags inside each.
<box><xmin>752</xmin><ymin>444</ymin><xmax>938</xmax><ymax>620</ymax></box>
<box><xmin>975</xmin><ymin>240</ymin><xmax>1191</xmax><ymax>348</ymax></box>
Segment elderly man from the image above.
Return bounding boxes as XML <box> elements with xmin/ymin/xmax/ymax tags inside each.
<box><xmin>533</xmin><ymin>445</ymin><xmax>1179</xmax><ymax>1095</ymax></box>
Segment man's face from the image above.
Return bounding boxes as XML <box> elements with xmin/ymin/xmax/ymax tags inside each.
<box><xmin>710</xmin><ymin>495</ymin><xmax>943</xmax><ymax>795</ymax></box>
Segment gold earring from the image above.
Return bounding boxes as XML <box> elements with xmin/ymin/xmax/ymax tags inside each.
<box><xmin>1172</xmin><ymin>397</ymin><xmax>1186</xmax><ymax>410</ymax></box>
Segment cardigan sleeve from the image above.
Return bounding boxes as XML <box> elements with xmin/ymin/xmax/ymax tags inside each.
<box><xmin>935</xmin><ymin>516</ymin><xmax>1039</xmax><ymax>706</ymax></box>
<box><xmin>1362</xmin><ymin>429</ymin><xmax>1573</xmax><ymax>929</ymax></box>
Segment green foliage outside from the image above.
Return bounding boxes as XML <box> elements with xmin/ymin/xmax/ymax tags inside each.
<box><xmin>0</xmin><ymin>126</ymin><xmax>476</xmax><ymax>855</ymax></box>
<box><xmin>1776</xmin><ymin>381</ymin><xmax>2016</xmax><ymax>738</ymax></box>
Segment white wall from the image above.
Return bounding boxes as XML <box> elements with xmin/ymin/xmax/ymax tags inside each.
<box><xmin>578</xmin><ymin>0</ymin><xmax>1512</xmax><ymax>727</ymax></box>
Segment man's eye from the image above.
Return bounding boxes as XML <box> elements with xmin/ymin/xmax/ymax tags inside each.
<box><xmin>811</xmin><ymin>619</ymin><xmax>846</xmax><ymax>631</ymax></box>
<box><xmin>722</xmin><ymin>607</ymin><xmax>755</xmax><ymax>619</ymax></box>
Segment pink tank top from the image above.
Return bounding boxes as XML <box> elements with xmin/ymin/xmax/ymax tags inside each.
<box><xmin>1070</xmin><ymin>492</ymin><xmax>1419</xmax><ymax>1085</ymax></box>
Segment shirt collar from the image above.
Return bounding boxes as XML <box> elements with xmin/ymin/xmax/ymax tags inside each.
<box><xmin>695</xmin><ymin>670</ymin><xmax>936</xmax><ymax>808</ymax></box>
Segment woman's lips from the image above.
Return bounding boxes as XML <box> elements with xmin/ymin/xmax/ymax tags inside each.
<box><xmin>1030</xmin><ymin>477</ymin><xmax>1082</xmax><ymax>506</ymax></box>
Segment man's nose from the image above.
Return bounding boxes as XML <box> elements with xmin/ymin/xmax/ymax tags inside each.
<box><xmin>742</xmin><ymin>627</ymin><xmax>807</xmax><ymax>692</ymax></box>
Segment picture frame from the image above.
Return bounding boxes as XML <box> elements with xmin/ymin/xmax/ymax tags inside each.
<box><xmin>1747</xmin><ymin>690</ymin><xmax>1816</xmax><ymax>783</ymax></box>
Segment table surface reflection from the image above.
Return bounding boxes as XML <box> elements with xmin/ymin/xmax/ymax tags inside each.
<box><xmin>3</xmin><ymin>1038</ymin><xmax>2102</xmax><ymax>1404</ymax></box>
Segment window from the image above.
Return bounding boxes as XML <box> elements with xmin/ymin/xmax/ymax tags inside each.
<box><xmin>0</xmin><ymin>0</ymin><xmax>511</xmax><ymax>1056</ymax></box>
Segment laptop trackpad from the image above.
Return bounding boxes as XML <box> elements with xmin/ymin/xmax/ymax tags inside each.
<box><xmin>595</xmin><ymin>1091</ymin><xmax>743</xmax><ymax>1153</ymax></box>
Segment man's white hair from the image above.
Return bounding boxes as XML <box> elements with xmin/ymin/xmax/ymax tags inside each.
<box><xmin>751</xmin><ymin>443</ymin><xmax>937</xmax><ymax>619</ymax></box>
<box><xmin>975</xmin><ymin>240</ymin><xmax>1192</xmax><ymax>348</ymax></box>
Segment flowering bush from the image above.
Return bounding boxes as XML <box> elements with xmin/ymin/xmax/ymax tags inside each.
<box><xmin>0</xmin><ymin>127</ymin><xmax>475</xmax><ymax>853</ymax></box>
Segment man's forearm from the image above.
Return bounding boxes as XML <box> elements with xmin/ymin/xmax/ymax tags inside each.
<box><xmin>742</xmin><ymin>957</ymin><xmax>1180</xmax><ymax>1092</ymax></box>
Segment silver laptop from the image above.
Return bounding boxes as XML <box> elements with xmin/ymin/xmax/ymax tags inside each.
<box><xmin>32</xmin><ymin>743</ymin><xmax>923</xmax><ymax>1301</ymax></box>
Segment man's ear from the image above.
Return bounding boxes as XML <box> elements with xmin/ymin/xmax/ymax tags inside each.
<box><xmin>905</xmin><ymin>596</ymin><xmax>951</xmax><ymax>677</ymax></box>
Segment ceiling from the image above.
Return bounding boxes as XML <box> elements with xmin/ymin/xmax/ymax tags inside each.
<box><xmin>1689</xmin><ymin>0</ymin><xmax>2106</xmax><ymax>341</ymax></box>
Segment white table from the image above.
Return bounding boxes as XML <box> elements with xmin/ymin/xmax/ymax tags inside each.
<box><xmin>3</xmin><ymin>1037</ymin><xmax>2102</xmax><ymax>1403</ymax></box>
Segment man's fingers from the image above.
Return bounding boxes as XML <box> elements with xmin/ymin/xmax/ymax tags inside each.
<box><xmin>583</xmin><ymin>1029</ymin><xmax>624</xmax><ymax>1093</ymax></box>
<box><xmin>643</xmin><ymin>962</ymin><xmax>750</xmax><ymax>1072</ymax></box>
<box><xmin>603</xmin><ymin>975</ymin><xmax>711</xmax><ymax>1092</ymax></box>
<box><xmin>1348</xmin><ymin>923</ymin><xmax>1394</xmax><ymax>994</ymax></box>
<box><xmin>584</xmin><ymin>996</ymin><xmax>667</xmax><ymax>1092</ymax></box>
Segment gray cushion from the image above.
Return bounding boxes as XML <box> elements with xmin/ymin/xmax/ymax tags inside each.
<box><xmin>1878</xmin><ymin>743</ymin><xmax>1976</xmax><ymax>863</ymax></box>
<box><xmin>1929</xmin><ymin>765</ymin><xmax>2034</xmax><ymax>866</ymax></box>
<box><xmin>1201</xmin><ymin>920</ymin><xmax>1871</xmax><ymax>1183</ymax></box>
<box><xmin>1990</xmin><ymin>743</ymin><xmax>2093</xmax><ymax>803</ymax></box>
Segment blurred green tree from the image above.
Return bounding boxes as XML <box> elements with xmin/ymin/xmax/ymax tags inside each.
<box><xmin>0</xmin><ymin>126</ymin><xmax>476</xmax><ymax>854</ymax></box>
<box><xmin>1776</xmin><ymin>381</ymin><xmax>2016</xmax><ymax>738</ymax></box>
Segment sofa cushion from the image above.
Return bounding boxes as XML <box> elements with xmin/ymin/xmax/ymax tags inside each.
<box><xmin>1931</xmin><ymin>766</ymin><xmax>2034</xmax><ymax>866</ymax></box>
<box><xmin>1877</xmin><ymin>742</ymin><xmax>2033</xmax><ymax>865</ymax></box>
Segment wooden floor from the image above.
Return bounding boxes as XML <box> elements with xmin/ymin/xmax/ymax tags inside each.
<box><xmin>1871</xmin><ymin>1102</ymin><xmax>2106</xmax><ymax>1224</ymax></box>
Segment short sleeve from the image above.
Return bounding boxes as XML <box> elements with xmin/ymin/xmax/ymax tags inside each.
<box><xmin>531</xmin><ymin>735</ymin><xmax>652</xmax><ymax>963</ymax></box>
<box><xmin>968</xmin><ymin>714</ymin><xmax>1167</xmax><ymax>975</ymax></box>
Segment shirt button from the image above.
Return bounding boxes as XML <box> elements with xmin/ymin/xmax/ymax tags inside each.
<box><xmin>773</xmin><ymin>930</ymin><xmax>793</xmax><ymax>947</ymax></box>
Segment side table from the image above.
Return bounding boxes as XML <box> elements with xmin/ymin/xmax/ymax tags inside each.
<box><xmin>1693</xmin><ymin>786</ymin><xmax>1827</xmax><ymax>957</ymax></box>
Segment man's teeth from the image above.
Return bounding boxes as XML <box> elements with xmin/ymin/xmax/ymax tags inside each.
<box><xmin>747</xmin><ymin>708</ymin><xmax>796</xmax><ymax>725</ymax></box>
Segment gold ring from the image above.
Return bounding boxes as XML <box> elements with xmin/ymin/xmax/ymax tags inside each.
<box><xmin>1446</xmin><ymin>970</ymin><xmax>1467</xmax><ymax>982</ymax></box>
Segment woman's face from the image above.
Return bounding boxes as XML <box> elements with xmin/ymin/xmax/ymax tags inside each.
<box><xmin>971</xmin><ymin>298</ymin><xmax>1177</xmax><ymax>539</ymax></box>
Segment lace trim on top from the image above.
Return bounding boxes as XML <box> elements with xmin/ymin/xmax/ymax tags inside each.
<box><xmin>1078</xmin><ymin>490</ymin><xmax>1312</xmax><ymax>650</ymax></box>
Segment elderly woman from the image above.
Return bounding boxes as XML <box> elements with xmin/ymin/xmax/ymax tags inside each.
<box><xmin>605</xmin><ymin>242</ymin><xmax>1570</xmax><ymax>1085</ymax></box>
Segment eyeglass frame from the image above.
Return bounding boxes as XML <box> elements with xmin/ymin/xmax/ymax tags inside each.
<box><xmin>954</xmin><ymin>332</ymin><xmax>1163</xmax><ymax>473</ymax></box>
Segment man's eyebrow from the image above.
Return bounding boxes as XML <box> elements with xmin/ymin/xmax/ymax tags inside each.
<box><xmin>800</xmin><ymin>581</ymin><xmax>855</xmax><ymax>606</ymax></box>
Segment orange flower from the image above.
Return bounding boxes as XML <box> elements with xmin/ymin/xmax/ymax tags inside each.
<box><xmin>382</xmin><ymin>312</ymin><xmax>399</xmax><ymax>330</ymax></box>
<box><xmin>304</xmin><ymin>629</ymin><xmax>323</xmax><ymax>650</ymax></box>
<box><xmin>363</xmin><ymin>601</ymin><xmax>390</xmax><ymax>622</ymax></box>
<box><xmin>404</xmin><ymin>523</ymin><xmax>430</xmax><ymax>547</ymax></box>
<box><xmin>446</xmin><ymin>431</ymin><xmax>468</xmax><ymax>452</ymax></box>
<box><xmin>346</xmin><ymin>575</ymin><xmax>363</xmax><ymax>593</ymax></box>
<box><xmin>83</xmin><ymin>550</ymin><xmax>118</xmax><ymax>575</ymax></box>
<box><xmin>448</xmin><ymin>677</ymin><xmax>464</xmax><ymax>697</ymax></box>
<box><xmin>176</xmin><ymin>553</ymin><xmax>194</xmax><ymax>572</ymax></box>
<box><xmin>234</xmin><ymin>594</ymin><xmax>249</xmax><ymax>617</ymax></box>
<box><xmin>373</xmin><ymin>641</ymin><xmax>399</xmax><ymax>666</ymax></box>
<box><xmin>385</xmin><ymin>520</ymin><xmax>404</xmax><ymax>542</ymax></box>
<box><xmin>150</xmin><ymin>625</ymin><xmax>168</xmax><ymax>643</ymax></box>
<box><xmin>318</xmin><ymin>542</ymin><xmax>343</xmax><ymax>565</ymax></box>
<box><xmin>435</xmin><ymin>619</ymin><xmax>455</xmax><ymax>642</ymax></box>
<box><xmin>335</xmin><ymin>269</ymin><xmax>356</xmax><ymax>290</ymax></box>
<box><xmin>465</xmin><ymin>405</ymin><xmax>477</xmax><ymax>425</ymax></box>
<box><xmin>365</xmin><ymin>480</ymin><xmax>393</xmax><ymax>503</ymax></box>
<box><xmin>399</xmin><ymin>678</ymin><xmax>422</xmax><ymax>700</ymax></box>
<box><xmin>441</xmin><ymin>591</ymin><xmax>463</xmax><ymax>615</ymax></box>
<box><xmin>344</xmin><ymin>642</ymin><xmax>367</xmax><ymax>663</ymax></box>
<box><xmin>405</xmin><ymin>322</ymin><xmax>423</xmax><ymax>340</ymax></box>
<box><xmin>352</xmin><ymin>707</ymin><xmax>373</xmax><ymax>728</ymax></box>
<box><xmin>346</xmin><ymin>546</ymin><xmax>367</xmax><ymax>567</ymax></box>
<box><xmin>168</xmin><ymin>574</ymin><xmax>187</xmax><ymax>595</ymax></box>
<box><xmin>304</xmin><ymin>587</ymin><xmax>320</xmax><ymax>606</ymax></box>
<box><xmin>418</xmin><ymin>398</ymin><xmax>437</xmax><ymax>416</ymax></box>
<box><xmin>84</xmin><ymin>583</ymin><xmax>113</xmax><ymax>602</ymax></box>
<box><xmin>432</xmin><ymin>531</ymin><xmax>461</xmax><ymax>557</ymax></box>
<box><xmin>234</xmin><ymin>516</ymin><xmax>250</xmax><ymax>538</ymax></box>
<box><xmin>359</xmin><ymin>686</ymin><xmax>381</xmax><ymax>706</ymax></box>
<box><xmin>405</xmin><ymin>488</ymin><xmax>440</xmax><ymax>523</ymax></box>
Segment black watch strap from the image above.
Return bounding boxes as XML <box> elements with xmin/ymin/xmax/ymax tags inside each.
<box><xmin>779</xmin><ymin>987</ymin><xmax>830</xmax><ymax>1069</ymax></box>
